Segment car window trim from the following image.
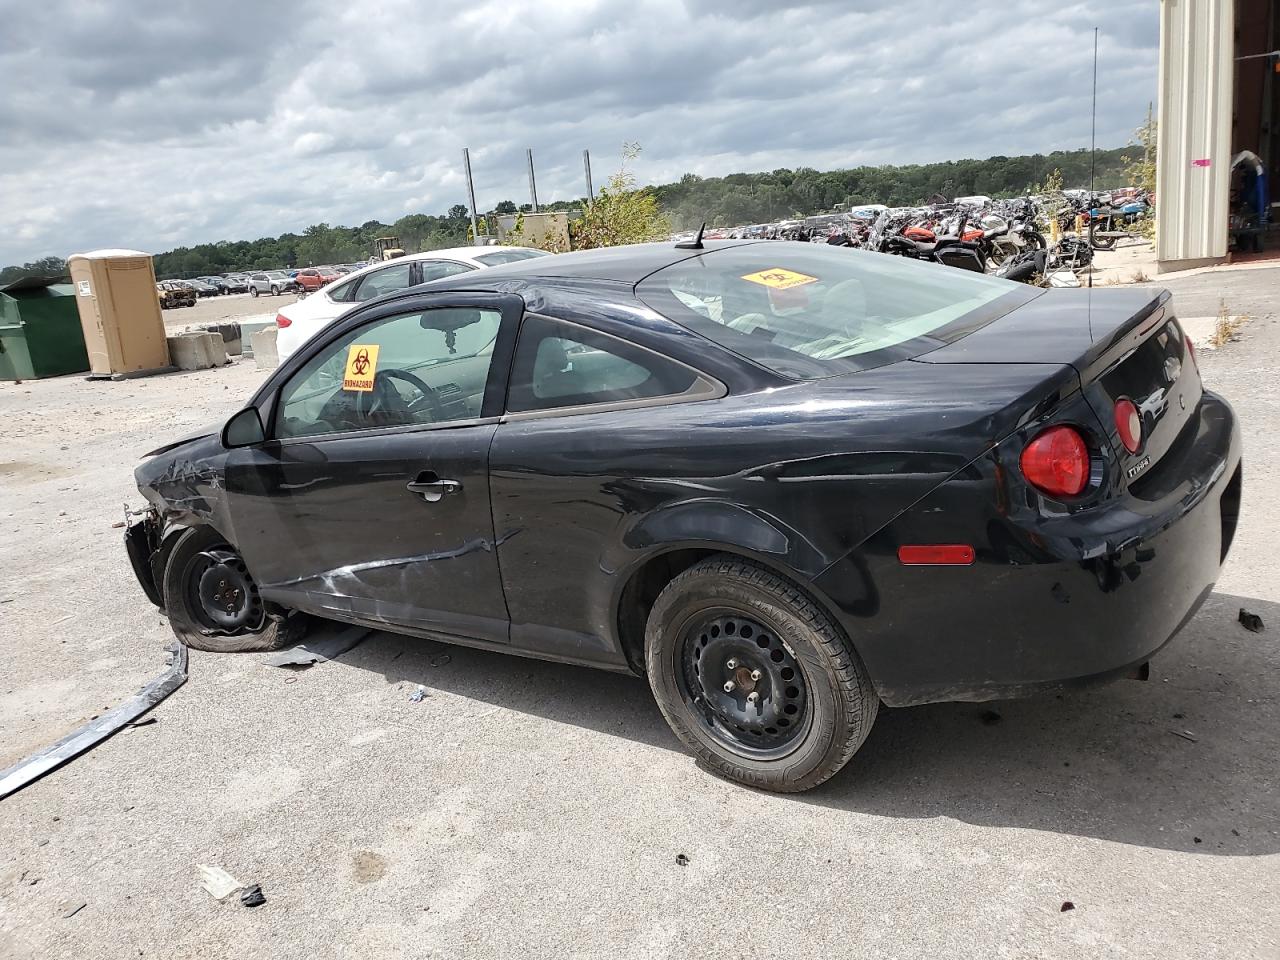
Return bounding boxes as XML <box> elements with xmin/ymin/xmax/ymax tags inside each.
<box><xmin>501</xmin><ymin>312</ymin><xmax>726</xmax><ymax>423</ymax></box>
<box><xmin>271</xmin><ymin>414</ymin><xmax>503</xmax><ymax>448</ymax></box>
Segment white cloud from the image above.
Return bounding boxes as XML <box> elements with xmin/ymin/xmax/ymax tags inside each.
<box><xmin>0</xmin><ymin>0</ymin><xmax>1157</xmax><ymax>264</ymax></box>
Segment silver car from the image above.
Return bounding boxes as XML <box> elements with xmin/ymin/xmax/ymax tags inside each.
<box><xmin>247</xmin><ymin>271</ymin><xmax>297</xmax><ymax>297</ymax></box>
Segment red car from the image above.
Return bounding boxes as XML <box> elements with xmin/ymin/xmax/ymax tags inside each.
<box><xmin>294</xmin><ymin>267</ymin><xmax>340</xmax><ymax>292</ymax></box>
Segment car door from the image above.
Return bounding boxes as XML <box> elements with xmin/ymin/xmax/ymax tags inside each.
<box><xmin>224</xmin><ymin>292</ymin><xmax>522</xmax><ymax>644</ymax></box>
<box><xmin>489</xmin><ymin>313</ymin><xmax>723</xmax><ymax>666</ymax></box>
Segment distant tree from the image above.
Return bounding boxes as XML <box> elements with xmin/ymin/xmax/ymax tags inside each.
<box><xmin>1</xmin><ymin>138</ymin><xmax>1143</xmax><ymax>278</ymax></box>
<box><xmin>494</xmin><ymin>200</ymin><xmax>518</xmax><ymax>215</ymax></box>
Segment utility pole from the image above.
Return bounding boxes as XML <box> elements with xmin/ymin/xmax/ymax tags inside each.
<box><xmin>583</xmin><ymin>149</ymin><xmax>594</xmax><ymax>201</ymax></box>
<box><xmin>526</xmin><ymin>148</ymin><xmax>539</xmax><ymax>212</ymax></box>
<box><xmin>462</xmin><ymin>147</ymin><xmax>479</xmax><ymax>239</ymax></box>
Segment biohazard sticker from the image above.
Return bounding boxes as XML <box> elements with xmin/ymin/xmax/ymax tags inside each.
<box><xmin>740</xmin><ymin>268</ymin><xmax>819</xmax><ymax>290</ymax></box>
<box><xmin>342</xmin><ymin>343</ymin><xmax>380</xmax><ymax>392</ymax></box>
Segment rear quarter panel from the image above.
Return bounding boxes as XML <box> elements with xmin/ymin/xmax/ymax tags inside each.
<box><xmin>488</xmin><ymin>358</ymin><xmax>1079</xmax><ymax>666</ymax></box>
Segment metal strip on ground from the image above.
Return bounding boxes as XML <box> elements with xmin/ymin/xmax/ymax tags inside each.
<box><xmin>0</xmin><ymin>640</ymin><xmax>189</xmax><ymax>800</ymax></box>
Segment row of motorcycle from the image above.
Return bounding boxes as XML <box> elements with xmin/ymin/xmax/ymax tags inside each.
<box><xmin>815</xmin><ymin>194</ymin><xmax>1148</xmax><ymax>287</ymax></box>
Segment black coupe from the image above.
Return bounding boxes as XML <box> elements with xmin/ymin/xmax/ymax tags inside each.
<box><xmin>126</xmin><ymin>241</ymin><xmax>1241</xmax><ymax>791</ymax></box>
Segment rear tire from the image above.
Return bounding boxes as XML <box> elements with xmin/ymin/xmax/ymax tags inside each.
<box><xmin>162</xmin><ymin>526</ymin><xmax>305</xmax><ymax>653</ymax></box>
<box><xmin>270</xmin><ymin>286</ymin><xmax>279</xmax><ymax>296</ymax></box>
<box><xmin>250</xmin><ymin>286</ymin><xmax>259</xmax><ymax>298</ymax></box>
<box><xmin>645</xmin><ymin>556</ymin><xmax>878</xmax><ymax>792</ymax></box>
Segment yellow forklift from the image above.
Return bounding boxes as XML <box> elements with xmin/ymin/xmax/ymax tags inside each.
<box><xmin>374</xmin><ymin>237</ymin><xmax>406</xmax><ymax>261</ymax></box>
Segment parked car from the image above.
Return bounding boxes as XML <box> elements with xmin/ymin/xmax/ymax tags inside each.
<box><xmin>222</xmin><ymin>274</ymin><xmax>250</xmax><ymax>294</ymax></box>
<box><xmin>197</xmin><ymin>276</ymin><xmax>228</xmax><ymax>294</ymax></box>
<box><xmin>186</xmin><ymin>278</ymin><xmax>219</xmax><ymax>298</ymax></box>
<box><xmin>126</xmin><ymin>241</ymin><xmax>1240</xmax><ymax>793</ymax></box>
<box><xmin>274</xmin><ymin>246</ymin><xmax>549</xmax><ymax>360</ymax></box>
<box><xmin>247</xmin><ymin>271</ymin><xmax>298</xmax><ymax>298</ymax></box>
<box><xmin>292</xmin><ymin>267</ymin><xmax>343</xmax><ymax>293</ymax></box>
<box><xmin>156</xmin><ymin>281</ymin><xmax>195</xmax><ymax>308</ymax></box>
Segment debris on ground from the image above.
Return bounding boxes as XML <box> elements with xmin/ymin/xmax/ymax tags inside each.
<box><xmin>980</xmin><ymin>710</ymin><xmax>1002</xmax><ymax>726</ymax></box>
<box><xmin>198</xmin><ymin>865</ymin><xmax>244</xmax><ymax>901</ymax></box>
<box><xmin>240</xmin><ymin>884</ymin><xmax>266</xmax><ymax>908</ymax></box>
<box><xmin>263</xmin><ymin>626</ymin><xmax>369</xmax><ymax>668</ymax></box>
<box><xmin>409</xmin><ymin>685</ymin><xmax>429</xmax><ymax>703</ymax></box>
<box><xmin>1170</xmin><ymin>729</ymin><xmax>1199</xmax><ymax>743</ymax></box>
<box><xmin>128</xmin><ymin>716</ymin><xmax>159</xmax><ymax>729</ymax></box>
<box><xmin>0</xmin><ymin>640</ymin><xmax>188</xmax><ymax>800</ymax></box>
<box><xmin>61</xmin><ymin>903</ymin><xmax>87</xmax><ymax>919</ymax></box>
<box><xmin>1060</xmin><ymin>901</ymin><xmax>1075</xmax><ymax>912</ymax></box>
<box><xmin>1194</xmin><ymin>837</ymin><xmax>1203</xmax><ymax>844</ymax></box>
<box><xmin>675</xmin><ymin>853</ymin><xmax>690</xmax><ymax>866</ymax></box>
<box><xmin>1238</xmin><ymin>608</ymin><xmax>1265</xmax><ymax>633</ymax></box>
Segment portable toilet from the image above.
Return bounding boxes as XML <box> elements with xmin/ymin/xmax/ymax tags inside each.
<box><xmin>0</xmin><ymin>276</ymin><xmax>90</xmax><ymax>380</ymax></box>
<box><xmin>67</xmin><ymin>249</ymin><xmax>172</xmax><ymax>379</ymax></box>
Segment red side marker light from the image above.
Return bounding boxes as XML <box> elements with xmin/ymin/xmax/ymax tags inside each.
<box><xmin>1114</xmin><ymin>398</ymin><xmax>1142</xmax><ymax>454</ymax></box>
<box><xmin>275</xmin><ymin>313</ymin><xmax>292</xmax><ymax>328</ymax></box>
<box><xmin>898</xmin><ymin>545</ymin><xmax>976</xmax><ymax>566</ymax></box>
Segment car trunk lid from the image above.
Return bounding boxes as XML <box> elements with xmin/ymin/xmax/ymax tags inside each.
<box><xmin>917</xmin><ymin>287</ymin><xmax>1201</xmax><ymax>484</ymax></box>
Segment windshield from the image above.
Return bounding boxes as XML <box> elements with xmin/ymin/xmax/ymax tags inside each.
<box><xmin>636</xmin><ymin>243</ymin><xmax>1037</xmax><ymax>379</ymax></box>
<box><xmin>473</xmin><ymin>249</ymin><xmax>551</xmax><ymax>266</ymax></box>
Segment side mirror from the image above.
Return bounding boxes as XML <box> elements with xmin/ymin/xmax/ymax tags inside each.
<box><xmin>222</xmin><ymin>407</ymin><xmax>266</xmax><ymax>448</ymax></box>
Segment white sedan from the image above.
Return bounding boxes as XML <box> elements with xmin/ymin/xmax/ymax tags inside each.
<box><xmin>273</xmin><ymin>245</ymin><xmax>550</xmax><ymax>361</ymax></box>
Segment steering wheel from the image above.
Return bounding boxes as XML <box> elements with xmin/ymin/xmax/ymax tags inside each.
<box><xmin>355</xmin><ymin>368</ymin><xmax>447</xmax><ymax>424</ymax></box>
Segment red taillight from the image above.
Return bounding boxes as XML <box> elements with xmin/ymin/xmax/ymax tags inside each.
<box><xmin>1020</xmin><ymin>425</ymin><xmax>1089</xmax><ymax>498</ymax></box>
<box><xmin>1114</xmin><ymin>398</ymin><xmax>1142</xmax><ymax>454</ymax></box>
<box><xmin>275</xmin><ymin>313</ymin><xmax>291</xmax><ymax>328</ymax></box>
<box><xmin>898</xmin><ymin>545</ymin><xmax>976</xmax><ymax>566</ymax></box>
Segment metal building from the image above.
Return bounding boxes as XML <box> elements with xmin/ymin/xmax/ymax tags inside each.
<box><xmin>1156</xmin><ymin>0</ymin><xmax>1278</xmax><ymax>272</ymax></box>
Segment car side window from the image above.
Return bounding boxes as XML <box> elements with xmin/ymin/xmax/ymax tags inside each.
<box><xmin>275</xmin><ymin>306</ymin><xmax>503</xmax><ymax>439</ymax></box>
<box><xmin>334</xmin><ymin>262</ymin><xmax>414</xmax><ymax>303</ymax></box>
<box><xmin>506</xmin><ymin>315</ymin><xmax>699</xmax><ymax>413</ymax></box>
<box><xmin>417</xmin><ymin>260</ymin><xmax>475</xmax><ymax>283</ymax></box>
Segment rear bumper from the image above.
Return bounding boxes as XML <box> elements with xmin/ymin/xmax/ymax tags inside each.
<box><xmin>814</xmin><ymin>390</ymin><xmax>1242</xmax><ymax>707</ymax></box>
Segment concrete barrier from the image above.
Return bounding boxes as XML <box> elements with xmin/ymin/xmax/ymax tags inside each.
<box><xmin>251</xmin><ymin>326</ymin><xmax>279</xmax><ymax>370</ymax></box>
<box><xmin>166</xmin><ymin>332</ymin><xmax>228</xmax><ymax>371</ymax></box>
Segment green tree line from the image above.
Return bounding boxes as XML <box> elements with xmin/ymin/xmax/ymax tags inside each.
<box><xmin>2</xmin><ymin>146</ymin><xmax>1132</xmax><ymax>283</ymax></box>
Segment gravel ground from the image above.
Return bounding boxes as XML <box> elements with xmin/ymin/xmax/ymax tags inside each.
<box><xmin>0</xmin><ymin>267</ymin><xmax>1277</xmax><ymax>959</ymax></box>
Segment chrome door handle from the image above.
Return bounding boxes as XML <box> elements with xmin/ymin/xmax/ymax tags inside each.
<box><xmin>406</xmin><ymin>474</ymin><xmax>461</xmax><ymax>502</ymax></box>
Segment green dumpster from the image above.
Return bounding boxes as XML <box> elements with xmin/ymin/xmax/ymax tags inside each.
<box><xmin>0</xmin><ymin>276</ymin><xmax>90</xmax><ymax>381</ymax></box>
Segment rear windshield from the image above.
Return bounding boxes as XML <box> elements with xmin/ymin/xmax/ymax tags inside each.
<box><xmin>473</xmin><ymin>249</ymin><xmax>551</xmax><ymax>266</ymax></box>
<box><xmin>636</xmin><ymin>243</ymin><xmax>1037</xmax><ymax>379</ymax></box>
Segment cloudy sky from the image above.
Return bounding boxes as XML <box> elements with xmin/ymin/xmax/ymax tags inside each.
<box><xmin>0</xmin><ymin>0</ymin><xmax>1158</xmax><ymax>265</ymax></box>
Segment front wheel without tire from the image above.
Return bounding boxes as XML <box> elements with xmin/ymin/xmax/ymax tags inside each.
<box><xmin>645</xmin><ymin>556</ymin><xmax>878</xmax><ymax>792</ymax></box>
<box><xmin>161</xmin><ymin>526</ymin><xmax>305</xmax><ymax>652</ymax></box>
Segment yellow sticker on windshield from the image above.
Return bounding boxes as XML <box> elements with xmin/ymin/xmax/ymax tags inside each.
<box><xmin>740</xmin><ymin>268</ymin><xmax>819</xmax><ymax>290</ymax></box>
<box><xmin>342</xmin><ymin>343</ymin><xmax>380</xmax><ymax>392</ymax></box>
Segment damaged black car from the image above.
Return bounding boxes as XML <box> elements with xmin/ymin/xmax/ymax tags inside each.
<box><xmin>127</xmin><ymin>241</ymin><xmax>1241</xmax><ymax>792</ymax></box>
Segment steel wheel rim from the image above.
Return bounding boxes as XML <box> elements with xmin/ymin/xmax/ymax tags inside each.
<box><xmin>675</xmin><ymin>609</ymin><xmax>812</xmax><ymax>760</ymax></box>
<box><xmin>183</xmin><ymin>545</ymin><xmax>264</xmax><ymax>635</ymax></box>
